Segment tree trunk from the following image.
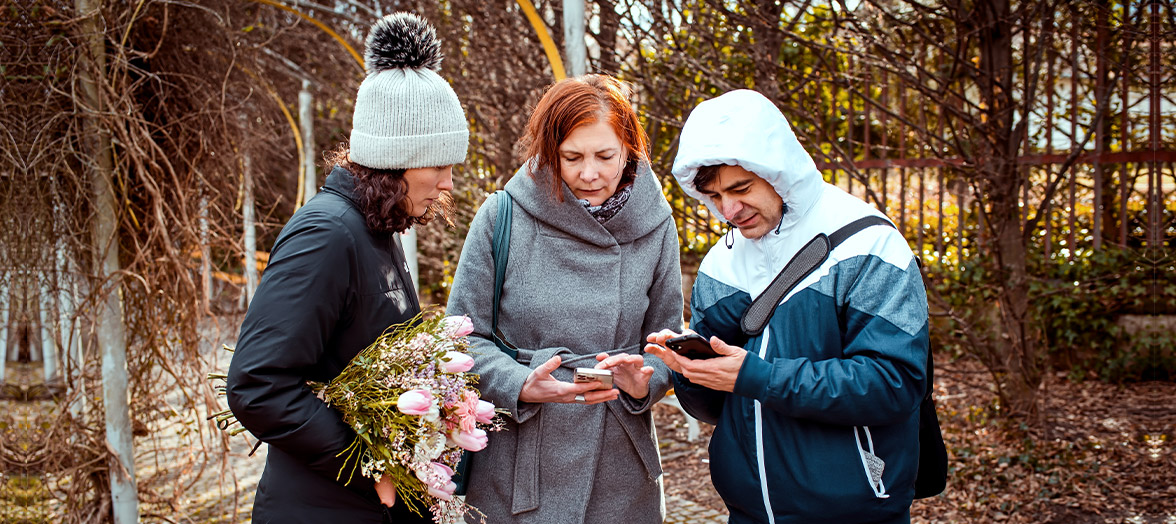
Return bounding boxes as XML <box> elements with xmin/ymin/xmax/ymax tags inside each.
<box><xmin>75</xmin><ymin>0</ymin><xmax>139</xmax><ymax>519</ymax></box>
<box><xmin>243</xmin><ymin>148</ymin><xmax>258</xmax><ymax>306</ymax></box>
<box><xmin>977</xmin><ymin>0</ymin><xmax>1042</xmax><ymax>418</ymax></box>
<box><xmin>993</xmin><ymin>192</ymin><xmax>1041</xmax><ymax>418</ymax></box>
<box><xmin>299</xmin><ymin>80</ymin><xmax>317</xmax><ymax>205</ymax></box>
<box><xmin>593</xmin><ymin>0</ymin><xmax>620</xmax><ymax>75</ymax></box>
<box><xmin>58</xmin><ymin>250</ymin><xmax>85</xmax><ymax>416</ymax></box>
<box><xmin>38</xmin><ymin>276</ymin><xmax>58</xmax><ymax>384</ymax></box>
<box><xmin>751</xmin><ymin>0</ymin><xmax>783</xmax><ymax>102</ymax></box>
<box><xmin>563</xmin><ymin>0</ymin><xmax>587</xmax><ymax>76</ymax></box>
<box><xmin>0</xmin><ymin>271</ymin><xmax>8</xmax><ymax>382</ymax></box>
<box><xmin>200</xmin><ymin>190</ymin><xmax>212</xmax><ymax>311</ymax></box>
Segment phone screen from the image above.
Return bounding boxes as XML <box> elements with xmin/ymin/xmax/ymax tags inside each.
<box><xmin>665</xmin><ymin>334</ymin><xmax>719</xmax><ymax>359</ymax></box>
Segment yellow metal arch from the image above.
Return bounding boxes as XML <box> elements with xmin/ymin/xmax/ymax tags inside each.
<box><xmin>253</xmin><ymin>0</ymin><xmax>565</xmax><ymax>80</ymax></box>
<box><xmin>516</xmin><ymin>0</ymin><xmax>567</xmax><ymax>80</ymax></box>
<box><xmin>249</xmin><ymin>0</ymin><xmax>365</xmax><ymax>71</ymax></box>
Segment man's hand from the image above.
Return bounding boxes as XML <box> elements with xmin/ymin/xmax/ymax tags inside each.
<box><xmin>645</xmin><ymin>329</ymin><xmax>747</xmax><ymax>393</ymax></box>
<box><xmin>644</xmin><ymin>329</ymin><xmax>689</xmax><ymax>373</ymax></box>
<box><xmin>594</xmin><ymin>352</ymin><xmax>653</xmax><ymax>400</ymax></box>
<box><xmin>375</xmin><ymin>475</ymin><xmax>396</xmax><ymax>507</ymax></box>
<box><xmin>519</xmin><ymin>355</ymin><xmax>620</xmax><ymax>404</ymax></box>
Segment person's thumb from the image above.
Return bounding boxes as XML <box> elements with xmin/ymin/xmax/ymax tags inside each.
<box><xmin>536</xmin><ymin>355</ymin><xmax>562</xmax><ymax>376</ymax></box>
<box><xmin>710</xmin><ymin>336</ymin><xmax>740</xmax><ymax>356</ymax></box>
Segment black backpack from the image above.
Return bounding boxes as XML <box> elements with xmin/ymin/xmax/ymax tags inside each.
<box><xmin>739</xmin><ymin>216</ymin><xmax>948</xmax><ymax>499</ymax></box>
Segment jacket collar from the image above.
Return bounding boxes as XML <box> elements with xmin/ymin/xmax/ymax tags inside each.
<box><xmin>321</xmin><ymin>165</ymin><xmax>361</xmax><ymax>208</ymax></box>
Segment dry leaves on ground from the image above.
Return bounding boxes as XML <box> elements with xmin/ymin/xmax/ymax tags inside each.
<box><xmin>655</xmin><ymin>356</ymin><xmax>1174</xmax><ymax>523</ymax></box>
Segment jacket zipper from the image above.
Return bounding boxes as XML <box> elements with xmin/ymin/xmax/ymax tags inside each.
<box><xmin>754</xmin><ymin>328</ymin><xmax>777</xmax><ymax>523</ymax></box>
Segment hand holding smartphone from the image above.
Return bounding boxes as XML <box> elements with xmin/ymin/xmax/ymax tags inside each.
<box><xmin>664</xmin><ymin>333</ymin><xmax>720</xmax><ymax>360</ymax></box>
<box><xmin>573</xmin><ymin>368</ymin><xmax>613</xmax><ymax>389</ymax></box>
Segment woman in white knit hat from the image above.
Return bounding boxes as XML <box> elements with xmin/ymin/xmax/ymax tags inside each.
<box><xmin>227</xmin><ymin>13</ymin><xmax>466</xmax><ymax>524</ymax></box>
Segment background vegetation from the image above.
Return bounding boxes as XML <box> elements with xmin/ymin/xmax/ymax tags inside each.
<box><xmin>1</xmin><ymin>0</ymin><xmax>1172</xmax><ymax>521</ymax></box>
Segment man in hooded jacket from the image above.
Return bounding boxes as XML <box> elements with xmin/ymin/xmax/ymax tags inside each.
<box><xmin>646</xmin><ymin>90</ymin><xmax>929</xmax><ymax>523</ymax></box>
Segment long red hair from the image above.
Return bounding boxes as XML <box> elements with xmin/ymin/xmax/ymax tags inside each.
<box><xmin>518</xmin><ymin>74</ymin><xmax>649</xmax><ymax>201</ymax></box>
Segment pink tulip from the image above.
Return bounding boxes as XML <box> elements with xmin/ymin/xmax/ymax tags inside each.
<box><xmin>448</xmin><ymin>427</ymin><xmax>488</xmax><ymax>452</ymax></box>
<box><xmin>428</xmin><ymin>479</ymin><xmax>457</xmax><ymax>501</ymax></box>
<box><xmin>441</xmin><ymin>351</ymin><xmax>475</xmax><ymax>373</ymax></box>
<box><xmin>443</xmin><ymin>315</ymin><xmax>475</xmax><ymax>338</ymax></box>
<box><xmin>415</xmin><ymin>462</ymin><xmax>456</xmax><ymax>501</ymax></box>
<box><xmin>396</xmin><ymin>389</ymin><xmax>432</xmax><ymax>415</ymax></box>
<box><xmin>475</xmin><ymin>400</ymin><xmax>496</xmax><ymax>424</ymax></box>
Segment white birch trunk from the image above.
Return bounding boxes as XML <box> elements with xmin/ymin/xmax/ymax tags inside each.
<box><xmin>563</xmin><ymin>0</ymin><xmax>587</xmax><ymax>76</ymax></box>
<box><xmin>0</xmin><ymin>271</ymin><xmax>8</xmax><ymax>383</ymax></box>
<box><xmin>26</xmin><ymin>278</ymin><xmax>41</xmax><ymax>363</ymax></box>
<box><xmin>199</xmin><ymin>191</ymin><xmax>212</xmax><ymax>310</ymax></box>
<box><xmin>39</xmin><ymin>275</ymin><xmax>58</xmax><ymax>383</ymax></box>
<box><xmin>3</xmin><ymin>277</ymin><xmax>17</xmax><ymax>364</ymax></box>
<box><xmin>243</xmin><ymin>150</ymin><xmax>258</xmax><ymax>305</ymax></box>
<box><xmin>300</xmin><ymin>80</ymin><xmax>317</xmax><ymax>204</ymax></box>
<box><xmin>58</xmin><ymin>243</ymin><xmax>84</xmax><ymax>415</ymax></box>
<box><xmin>75</xmin><ymin>0</ymin><xmax>138</xmax><ymax>518</ymax></box>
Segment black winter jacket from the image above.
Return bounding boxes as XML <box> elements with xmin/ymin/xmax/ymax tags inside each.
<box><xmin>227</xmin><ymin>167</ymin><xmax>428</xmax><ymax>523</ymax></box>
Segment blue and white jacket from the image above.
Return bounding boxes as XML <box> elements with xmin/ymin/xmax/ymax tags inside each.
<box><xmin>671</xmin><ymin>90</ymin><xmax>929</xmax><ymax>524</ymax></box>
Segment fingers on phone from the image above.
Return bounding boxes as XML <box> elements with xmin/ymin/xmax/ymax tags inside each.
<box><xmin>646</xmin><ymin>329</ymin><xmax>678</xmax><ymax>343</ymax></box>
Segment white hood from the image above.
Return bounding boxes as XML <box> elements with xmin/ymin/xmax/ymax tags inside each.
<box><xmin>671</xmin><ymin>90</ymin><xmax>824</xmax><ymax>237</ymax></box>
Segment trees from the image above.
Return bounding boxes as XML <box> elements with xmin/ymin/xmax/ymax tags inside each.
<box><xmin>613</xmin><ymin>0</ymin><xmax>1170</xmax><ymax>417</ymax></box>
<box><xmin>6</xmin><ymin>1</ymin><xmax>1170</xmax><ymax>518</ymax></box>
<box><xmin>826</xmin><ymin>0</ymin><xmax>1167</xmax><ymax>416</ymax></box>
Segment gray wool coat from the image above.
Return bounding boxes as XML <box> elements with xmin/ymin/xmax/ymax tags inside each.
<box><xmin>446</xmin><ymin>161</ymin><xmax>683</xmax><ymax>523</ymax></box>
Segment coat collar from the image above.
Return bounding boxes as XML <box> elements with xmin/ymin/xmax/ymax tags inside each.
<box><xmin>504</xmin><ymin>160</ymin><xmax>672</xmax><ymax>248</ymax></box>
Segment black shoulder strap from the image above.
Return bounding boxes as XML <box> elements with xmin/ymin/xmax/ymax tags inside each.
<box><xmin>740</xmin><ymin>215</ymin><xmax>895</xmax><ymax>336</ymax></box>
<box><xmin>490</xmin><ymin>191</ymin><xmax>518</xmax><ymax>359</ymax></box>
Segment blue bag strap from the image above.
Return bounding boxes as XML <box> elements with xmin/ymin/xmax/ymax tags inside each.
<box><xmin>490</xmin><ymin>191</ymin><xmax>518</xmax><ymax>360</ymax></box>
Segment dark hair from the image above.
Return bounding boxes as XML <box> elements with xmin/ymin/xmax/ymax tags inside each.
<box><xmin>518</xmin><ymin>74</ymin><xmax>649</xmax><ymax>201</ymax></box>
<box><xmin>694</xmin><ymin>164</ymin><xmax>724</xmax><ymax>193</ymax></box>
<box><xmin>323</xmin><ymin>145</ymin><xmax>454</xmax><ymax>233</ymax></box>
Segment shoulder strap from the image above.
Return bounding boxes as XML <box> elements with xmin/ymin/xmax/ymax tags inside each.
<box><xmin>740</xmin><ymin>215</ymin><xmax>895</xmax><ymax>336</ymax></box>
<box><xmin>490</xmin><ymin>191</ymin><xmax>519</xmax><ymax>359</ymax></box>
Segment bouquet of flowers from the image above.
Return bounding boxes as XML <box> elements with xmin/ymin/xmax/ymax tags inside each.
<box><xmin>209</xmin><ymin>309</ymin><xmax>500</xmax><ymax>522</ymax></box>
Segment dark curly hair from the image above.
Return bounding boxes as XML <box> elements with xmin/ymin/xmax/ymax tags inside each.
<box><xmin>324</xmin><ymin>145</ymin><xmax>455</xmax><ymax>234</ymax></box>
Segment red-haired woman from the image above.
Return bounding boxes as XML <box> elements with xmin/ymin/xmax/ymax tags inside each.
<box><xmin>446</xmin><ymin>74</ymin><xmax>682</xmax><ymax>523</ymax></box>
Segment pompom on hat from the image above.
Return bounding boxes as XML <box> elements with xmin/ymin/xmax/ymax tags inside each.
<box><xmin>350</xmin><ymin>13</ymin><xmax>468</xmax><ymax>170</ymax></box>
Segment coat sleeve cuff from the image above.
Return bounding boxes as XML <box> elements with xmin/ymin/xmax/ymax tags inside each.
<box><xmin>733</xmin><ymin>351</ymin><xmax>774</xmax><ymax>400</ymax></box>
<box><xmin>498</xmin><ymin>365</ymin><xmax>540</xmax><ymax>423</ymax></box>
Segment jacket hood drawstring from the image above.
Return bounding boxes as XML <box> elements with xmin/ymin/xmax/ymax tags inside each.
<box><xmin>723</xmin><ymin>202</ymin><xmax>789</xmax><ymax>250</ymax></box>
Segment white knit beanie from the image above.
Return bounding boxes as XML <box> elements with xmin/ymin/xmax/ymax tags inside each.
<box><xmin>350</xmin><ymin>13</ymin><xmax>468</xmax><ymax>170</ymax></box>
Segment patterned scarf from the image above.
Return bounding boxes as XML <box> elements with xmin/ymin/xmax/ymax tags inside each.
<box><xmin>579</xmin><ymin>182</ymin><xmax>634</xmax><ymax>224</ymax></box>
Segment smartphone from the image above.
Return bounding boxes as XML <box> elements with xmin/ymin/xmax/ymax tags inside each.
<box><xmin>665</xmin><ymin>333</ymin><xmax>719</xmax><ymax>360</ymax></box>
<box><xmin>574</xmin><ymin>368</ymin><xmax>613</xmax><ymax>389</ymax></box>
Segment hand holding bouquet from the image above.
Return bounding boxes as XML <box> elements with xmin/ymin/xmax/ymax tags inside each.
<box><xmin>210</xmin><ymin>309</ymin><xmax>500</xmax><ymax>521</ymax></box>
